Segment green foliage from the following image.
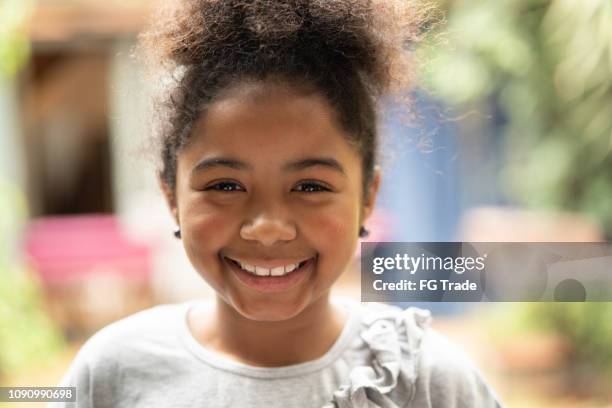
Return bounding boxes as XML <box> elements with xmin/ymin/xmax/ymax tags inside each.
<box><xmin>0</xmin><ymin>179</ymin><xmax>64</xmax><ymax>382</ymax></box>
<box><xmin>525</xmin><ymin>303</ymin><xmax>612</xmax><ymax>377</ymax></box>
<box><xmin>0</xmin><ymin>269</ymin><xmax>65</xmax><ymax>381</ymax></box>
<box><xmin>0</xmin><ymin>0</ymin><xmax>34</xmax><ymax>78</ymax></box>
<box><xmin>422</xmin><ymin>0</ymin><xmax>612</xmax><ymax>236</ymax></box>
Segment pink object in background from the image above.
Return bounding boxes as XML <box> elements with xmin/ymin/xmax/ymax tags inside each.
<box><xmin>24</xmin><ymin>214</ymin><xmax>152</xmax><ymax>285</ymax></box>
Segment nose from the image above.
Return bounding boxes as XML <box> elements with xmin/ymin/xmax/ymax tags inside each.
<box><xmin>240</xmin><ymin>214</ymin><xmax>297</xmax><ymax>247</ymax></box>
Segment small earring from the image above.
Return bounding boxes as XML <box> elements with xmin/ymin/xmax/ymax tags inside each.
<box><xmin>173</xmin><ymin>227</ymin><xmax>181</xmax><ymax>239</ymax></box>
<box><xmin>359</xmin><ymin>226</ymin><xmax>369</xmax><ymax>238</ymax></box>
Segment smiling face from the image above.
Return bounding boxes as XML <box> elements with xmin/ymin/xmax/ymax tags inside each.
<box><xmin>163</xmin><ymin>80</ymin><xmax>379</xmax><ymax>321</ymax></box>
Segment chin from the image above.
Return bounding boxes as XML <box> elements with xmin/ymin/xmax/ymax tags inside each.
<box><xmin>232</xmin><ymin>294</ymin><xmax>311</xmax><ymax>322</ymax></box>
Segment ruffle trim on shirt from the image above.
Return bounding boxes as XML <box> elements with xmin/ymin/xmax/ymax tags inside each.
<box><xmin>323</xmin><ymin>305</ymin><xmax>432</xmax><ymax>408</ymax></box>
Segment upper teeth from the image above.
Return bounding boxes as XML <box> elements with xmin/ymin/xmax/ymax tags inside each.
<box><xmin>237</xmin><ymin>260</ymin><xmax>302</xmax><ymax>276</ymax></box>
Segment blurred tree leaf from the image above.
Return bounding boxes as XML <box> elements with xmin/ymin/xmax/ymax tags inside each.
<box><xmin>0</xmin><ymin>0</ymin><xmax>33</xmax><ymax>78</ymax></box>
<box><xmin>525</xmin><ymin>303</ymin><xmax>612</xmax><ymax>388</ymax></box>
<box><xmin>422</xmin><ymin>0</ymin><xmax>612</xmax><ymax>236</ymax></box>
<box><xmin>0</xmin><ymin>180</ymin><xmax>63</xmax><ymax>381</ymax></box>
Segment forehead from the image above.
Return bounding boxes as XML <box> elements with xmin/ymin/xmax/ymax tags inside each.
<box><xmin>184</xmin><ymin>81</ymin><xmax>359</xmax><ymax>160</ymax></box>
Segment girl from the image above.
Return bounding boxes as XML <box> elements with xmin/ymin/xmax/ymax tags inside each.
<box><xmin>52</xmin><ymin>0</ymin><xmax>503</xmax><ymax>407</ymax></box>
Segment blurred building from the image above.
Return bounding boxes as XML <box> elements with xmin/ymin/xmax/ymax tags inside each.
<box><xmin>21</xmin><ymin>0</ymin><xmax>149</xmax><ymax>216</ymax></box>
<box><xmin>4</xmin><ymin>0</ymin><xmax>213</xmax><ymax>338</ymax></box>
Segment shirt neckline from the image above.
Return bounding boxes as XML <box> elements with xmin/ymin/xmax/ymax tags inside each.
<box><xmin>179</xmin><ymin>297</ymin><xmax>362</xmax><ymax>379</ymax></box>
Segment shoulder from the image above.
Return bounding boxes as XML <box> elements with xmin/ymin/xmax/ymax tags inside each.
<box><xmin>52</xmin><ymin>303</ymin><xmax>190</xmax><ymax>407</ymax></box>
<box><xmin>341</xmin><ymin>302</ymin><xmax>504</xmax><ymax>407</ymax></box>
<box><xmin>60</xmin><ymin>302</ymin><xmax>187</xmax><ymax>381</ymax></box>
<box><xmin>414</xmin><ymin>329</ymin><xmax>504</xmax><ymax>407</ymax></box>
<box><xmin>82</xmin><ymin>302</ymin><xmax>185</xmax><ymax>356</ymax></box>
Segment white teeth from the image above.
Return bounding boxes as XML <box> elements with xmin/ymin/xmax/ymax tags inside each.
<box><xmin>270</xmin><ymin>266</ymin><xmax>285</xmax><ymax>276</ymax></box>
<box><xmin>240</xmin><ymin>262</ymin><xmax>255</xmax><ymax>273</ymax></box>
<box><xmin>284</xmin><ymin>264</ymin><xmax>298</xmax><ymax>273</ymax></box>
<box><xmin>255</xmin><ymin>266</ymin><xmax>270</xmax><ymax>276</ymax></box>
<box><xmin>232</xmin><ymin>258</ymin><xmax>306</xmax><ymax>277</ymax></box>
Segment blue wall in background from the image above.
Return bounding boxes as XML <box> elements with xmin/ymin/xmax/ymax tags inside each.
<box><xmin>377</xmin><ymin>93</ymin><xmax>467</xmax><ymax>315</ymax></box>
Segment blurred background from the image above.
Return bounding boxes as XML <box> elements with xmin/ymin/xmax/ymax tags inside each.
<box><xmin>1</xmin><ymin>0</ymin><xmax>611</xmax><ymax>406</ymax></box>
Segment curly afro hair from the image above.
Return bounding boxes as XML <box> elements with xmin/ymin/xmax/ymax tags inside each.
<box><xmin>138</xmin><ymin>0</ymin><xmax>429</xmax><ymax>199</ymax></box>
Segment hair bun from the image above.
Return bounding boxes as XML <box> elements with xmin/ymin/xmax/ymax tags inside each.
<box><xmin>140</xmin><ymin>0</ymin><xmax>430</xmax><ymax>96</ymax></box>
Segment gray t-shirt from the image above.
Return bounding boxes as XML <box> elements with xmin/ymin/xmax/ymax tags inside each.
<box><xmin>49</xmin><ymin>298</ymin><xmax>504</xmax><ymax>407</ymax></box>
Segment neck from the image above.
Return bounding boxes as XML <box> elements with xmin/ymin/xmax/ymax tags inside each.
<box><xmin>189</xmin><ymin>293</ymin><xmax>347</xmax><ymax>367</ymax></box>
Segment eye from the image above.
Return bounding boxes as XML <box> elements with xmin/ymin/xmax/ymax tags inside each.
<box><xmin>293</xmin><ymin>181</ymin><xmax>331</xmax><ymax>193</ymax></box>
<box><xmin>204</xmin><ymin>181</ymin><xmax>246</xmax><ymax>192</ymax></box>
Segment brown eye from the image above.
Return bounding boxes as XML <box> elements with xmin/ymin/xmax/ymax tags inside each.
<box><xmin>205</xmin><ymin>181</ymin><xmax>246</xmax><ymax>192</ymax></box>
<box><xmin>293</xmin><ymin>182</ymin><xmax>331</xmax><ymax>193</ymax></box>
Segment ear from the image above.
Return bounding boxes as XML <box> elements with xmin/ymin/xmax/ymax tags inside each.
<box><xmin>159</xmin><ymin>175</ymin><xmax>179</xmax><ymax>225</ymax></box>
<box><xmin>362</xmin><ymin>166</ymin><xmax>381</xmax><ymax>223</ymax></box>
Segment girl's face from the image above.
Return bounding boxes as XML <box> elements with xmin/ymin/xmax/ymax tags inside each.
<box><xmin>165</xmin><ymin>81</ymin><xmax>379</xmax><ymax>321</ymax></box>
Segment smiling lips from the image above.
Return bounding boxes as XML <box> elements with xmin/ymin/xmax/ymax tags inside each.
<box><xmin>224</xmin><ymin>256</ymin><xmax>312</xmax><ymax>277</ymax></box>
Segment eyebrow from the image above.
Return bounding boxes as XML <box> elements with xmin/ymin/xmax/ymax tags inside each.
<box><xmin>282</xmin><ymin>158</ymin><xmax>346</xmax><ymax>175</ymax></box>
<box><xmin>191</xmin><ymin>156</ymin><xmax>346</xmax><ymax>176</ymax></box>
<box><xmin>192</xmin><ymin>157</ymin><xmax>252</xmax><ymax>175</ymax></box>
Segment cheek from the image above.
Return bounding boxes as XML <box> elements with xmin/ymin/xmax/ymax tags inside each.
<box><xmin>187</xmin><ymin>212</ymin><xmax>234</xmax><ymax>244</ymax></box>
<box><xmin>180</xmin><ymin>203</ymin><xmax>239</xmax><ymax>275</ymax></box>
<box><xmin>305</xmin><ymin>199</ymin><xmax>360</xmax><ymax>272</ymax></box>
<box><xmin>314</xmin><ymin>212</ymin><xmax>356</xmax><ymax>241</ymax></box>
<box><xmin>180</xmin><ymin>213</ymin><xmax>237</xmax><ymax>296</ymax></box>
